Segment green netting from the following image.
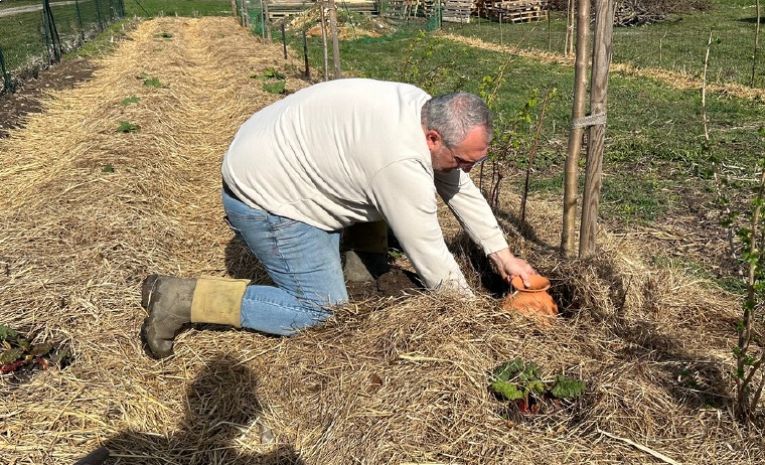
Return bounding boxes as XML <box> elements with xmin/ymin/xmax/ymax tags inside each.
<box><xmin>250</xmin><ymin>0</ymin><xmax>265</xmax><ymax>37</ymax></box>
<box><xmin>425</xmin><ymin>0</ymin><xmax>441</xmax><ymax>31</ymax></box>
<box><xmin>0</xmin><ymin>0</ymin><xmax>126</xmax><ymax>93</ymax></box>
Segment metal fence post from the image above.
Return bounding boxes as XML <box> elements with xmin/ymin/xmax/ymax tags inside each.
<box><xmin>41</xmin><ymin>8</ymin><xmax>53</xmax><ymax>63</ymax></box>
<box><xmin>0</xmin><ymin>48</ymin><xmax>14</xmax><ymax>94</ymax></box>
<box><xmin>75</xmin><ymin>0</ymin><xmax>85</xmax><ymax>43</ymax></box>
<box><xmin>43</xmin><ymin>0</ymin><xmax>63</xmax><ymax>62</ymax></box>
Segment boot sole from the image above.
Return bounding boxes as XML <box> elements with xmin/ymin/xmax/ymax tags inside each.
<box><xmin>140</xmin><ymin>318</ymin><xmax>172</xmax><ymax>360</ymax></box>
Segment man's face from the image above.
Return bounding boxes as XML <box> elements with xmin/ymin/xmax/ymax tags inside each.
<box><xmin>426</xmin><ymin>126</ymin><xmax>490</xmax><ymax>173</ymax></box>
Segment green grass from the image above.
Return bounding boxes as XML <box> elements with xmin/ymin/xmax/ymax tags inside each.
<box><xmin>120</xmin><ymin>95</ymin><xmax>140</xmax><ymax>105</ymax></box>
<box><xmin>1</xmin><ymin>0</ymin><xmax>230</xmax><ymax>80</ymax></box>
<box><xmin>0</xmin><ymin>0</ymin><xmax>125</xmax><ymax>72</ymax></box>
<box><xmin>442</xmin><ymin>0</ymin><xmax>765</xmax><ymax>88</ymax></box>
<box><xmin>142</xmin><ymin>75</ymin><xmax>163</xmax><ymax>87</ymax></box>
<box><xmin>124</xmin><ymin>0</ymin><xmax>231</xmax><ymax>17</ymax></box>
<box><xmin>67</xmin><ymin>19</ymin><xmax>134</xmax><ymax>60</ymax></box>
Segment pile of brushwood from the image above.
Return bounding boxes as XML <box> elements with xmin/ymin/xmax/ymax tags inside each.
<box><xmin>546</xmin><ymin>0</ymin><xmax>711</xmax><ymax>26</ymax></box>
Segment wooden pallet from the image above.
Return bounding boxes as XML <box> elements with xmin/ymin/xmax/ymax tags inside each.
<box><xmin>441</xmin><ymin>0</ymin><xmax>473</xmax><ymax>22</ymax></box>
<box><xmin>267</xmin><ymin>0</ymin><xmax>378</xmax><ymax>19</ymax></box>
<box><xmin>382</xmin><ymin>0</ymin><xmax>434</xmax><ymax>19</ymax></box>
<box><xmin>483</xmin><ymin>0</ymin><xmax>547</xmax><ymax>22</ymax></box>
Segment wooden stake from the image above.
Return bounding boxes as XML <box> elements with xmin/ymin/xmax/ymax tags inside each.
<box><xmin>262</xmin><ymin>0</ymin><xmax>272</xmax><ymax>41</ymax></box>
<box><xmin>578</xmin><ymin>0</ymin><xmax>615</xmax><ymax>258</ymax></box>
<box><xmin>281</xmin><ymin>22</ymin><xmax>287</xmax><ymax>59</ymax></box>
<box><xmin>752</xmin><ymin>0</ymin><xmax>761</xmax><ymax>87</ymax></box>
<box><xmin>302</xmin><ymin>29</ymin><xmax>311</xmax><ymax>80</ymax></box>
<box><xmin>327</xmin><ymin>0</ymin><xmax>342</xmax><ymax>79</ymax></box>
<box><xmin>560</xmin><ymin>0</ymin><xmax>591</xmax><ymax>256</ymax></box>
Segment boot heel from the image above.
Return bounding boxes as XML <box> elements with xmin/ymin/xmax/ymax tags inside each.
<box><xmin>141</xmin><ymin>274</ymin><xmax>160</xmax><ymax>309</ymax></box>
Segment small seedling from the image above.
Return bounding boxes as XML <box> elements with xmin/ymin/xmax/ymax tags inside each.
<box><xmin>155</xmin><ymin>32</ymin><xmax>173</xmax><ymax>39</ymax></box>
<box><xmin>489</xmin><ymin>358</ymin><xmax>585</xmax><ymax>415</ymax></box>
<box><xmin>262</xmin><ymin>80</ymin><xmax>287</xmax><ymax>95</ymax></box>
<box><xmin>0</xmin><ymin>324</ymin><xmax>60</xmax><ymax>375</ymax></box>
<box><xmin>102</xmin><ymin>164</ymin><xmax>115</xmax><ymax>173</ymax></box>
<box><xmin>120</xmin><ymin>95</ymin><xmax>140</xmax><ymax>106</ymax></box>
<box><xmin>116</xmin><ymin>121</ymin><xmax>139</xmax><ymax>133</ymax></box>
<box><xmin>143</xmin><ymin>76</ymin><xmax>162</xmax><ymax>88</ymax></box>
<box><xmin>261</xmin><ymin>67</ymin><xmax>286</xmax><ymax>80</ymax></box>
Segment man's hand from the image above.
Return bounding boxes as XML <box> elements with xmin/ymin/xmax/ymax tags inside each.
<box><xmin>488</xmin><ymin>248</ymin><xmax>537</xmax><ymax>288</ymax></box>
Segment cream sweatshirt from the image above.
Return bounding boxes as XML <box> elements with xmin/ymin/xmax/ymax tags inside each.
<box><xmin>222</xmin><ymin>78</ymin><xmax>508</xmax><ymax>291</ymax></box>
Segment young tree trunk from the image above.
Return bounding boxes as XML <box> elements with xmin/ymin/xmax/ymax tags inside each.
<box><xmin>560</xmin><ymin>0</ymin><xmax>591</xmax><ymax>256</ymax></box>
<box><xmin>319</xmin><ymin>1</ymin><xmax>330</xmax><ymax>80</ymax></box>
<box><xmin>578</xmin><ymin>0</ymin><xmax>615</xmax><ymax>258</ymax></box>
<box><xmin>565</xmin><ymin>0</ymin><xmax>575</xmax><ymax>56</ymax></box>
<box><xmin>327</xmin><ymin>0</ymin><xmax>342</xmax><ymax>79</ymax></box>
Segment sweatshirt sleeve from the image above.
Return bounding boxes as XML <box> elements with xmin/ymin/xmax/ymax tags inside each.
<box><xmin>368</xmin><ymin>159</ymin><xmax>472</xmax><ymax>293</ymax></box>
<box><xmin>433</xmin><ymin>169</ymin><xmax>509</xmax><ymax>256</ymax></box>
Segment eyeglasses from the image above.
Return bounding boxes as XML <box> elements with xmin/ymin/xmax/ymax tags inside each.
<box><xmin>448</xmin><ymin>146</ymin><xmax>489</xmax><ymax>168</ymax></box>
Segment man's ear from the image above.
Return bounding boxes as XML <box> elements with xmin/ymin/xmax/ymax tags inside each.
<box><xmin>424</xmin><ymin>129</ymin><xmax>442</xmax><ymax>150</ymax></box>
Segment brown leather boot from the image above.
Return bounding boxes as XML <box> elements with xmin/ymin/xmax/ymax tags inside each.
<box><xmin>140</xmin><ymin>274</ymin><xmax>196</xmax><ymax>359</ymax></box>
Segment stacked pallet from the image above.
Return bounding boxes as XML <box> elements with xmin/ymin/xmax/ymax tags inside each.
<box><xmin>441</xmin><ymin>0</ymin><xmax>474</xmax><ymax>22</ymax></box>
<box><xmin>267</xmin><ymin>0</ymin><xmax>379</xmax><ymax>20</ymax></box>
<box><xmin>382</xmin><ymin>0</ymin><xmax>434</xmax><ymax>19</ymax></box>
<box><xmin>483</xmin><ymin>0</ymin><xmax>547</xmax><ymax>22</ymax></box>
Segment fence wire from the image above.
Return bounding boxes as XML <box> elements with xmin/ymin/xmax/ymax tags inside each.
<box><xmin>0</xmin><ymin>0</ymin><xmax>126</xmax><ymax>93</ymax></box>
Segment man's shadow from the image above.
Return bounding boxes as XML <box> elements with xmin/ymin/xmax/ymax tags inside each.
<box><xmin>75</xmin><ymin>355</ymin><xmax>303</xmax><ymax>464</ymax></box>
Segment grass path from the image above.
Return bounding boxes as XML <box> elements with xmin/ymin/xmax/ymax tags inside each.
<box><xmin>441</xmin><ymin>32</ymin><xmax>765</xmax><ymax>102</ymax></box>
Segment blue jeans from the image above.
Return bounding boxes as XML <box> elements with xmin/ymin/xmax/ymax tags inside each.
<box><xmin>222</xmin><ymin>187</ymin><xmax>348</xmax><ymax>336</ymax></box>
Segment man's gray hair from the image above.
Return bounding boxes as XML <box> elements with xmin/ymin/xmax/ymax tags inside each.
<box><xmin>421</xmin><ymin>92</ymin><xmax>492</xmax><ymax>147</ymax></box>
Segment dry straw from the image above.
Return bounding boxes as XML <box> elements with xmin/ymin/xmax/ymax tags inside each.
<box><xmin>0</xmin><ymin>16</ymin><xmax>762</xmax><ymax>465</ymax></box>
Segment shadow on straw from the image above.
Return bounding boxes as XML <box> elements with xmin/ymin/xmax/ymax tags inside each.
<box><xmin>74</xmin><ymin>355</ymin><xmax>303</xmax><ymax>464</ymax></box>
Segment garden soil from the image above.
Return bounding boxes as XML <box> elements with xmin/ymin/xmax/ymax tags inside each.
<box><xmin>1</xmin><ymin>16</ymin><xmax>763</xmax><ymax>465</ymax></box>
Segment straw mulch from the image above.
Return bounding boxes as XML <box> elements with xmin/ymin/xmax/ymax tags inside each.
<box><xmin>1</xmin><ymin>16</ymin><xmax>763</xmax><ymax>465</ymax></box>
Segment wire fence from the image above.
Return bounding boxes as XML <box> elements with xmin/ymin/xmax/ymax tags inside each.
<box><xmin>238</xmin><ymin>0</ymin><xmax>764</xmax><ymax>90</ymax></box>
<box><xmin>0</xmin><ymin>0</ymin><xmax>126</xmax><ymax>93</ymax></box>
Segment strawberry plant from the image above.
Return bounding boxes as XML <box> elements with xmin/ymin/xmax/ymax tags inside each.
<box><xmin>0</xmin><ymin>324</ymin><xmax>61</xmax><ymax>375</ymax></box>
<box><xmin>489</xmin><ymin>358</ymin><xmax>585</xmax><ymax>415</ymax></box>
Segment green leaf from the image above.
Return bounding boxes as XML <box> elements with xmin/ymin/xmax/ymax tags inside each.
<box><xmin>490</xmin><ymin>379</ymin><xmax>525</xmax><ymax>400</ymax></box>
<box><xmin>0</xmin><ymin>324</ymin><xmax>18</xmax><ymax>342</ymax></box>
<box><xmin>0</xmin><ymin>348</ymin><xmax>24</xmax><ymax>364</ymax></box>
<box><xmin>29</xmin><ymin>343</ymin><xmax>54</xmax><ymax>357</ymax></box>
<box><xmin>550</xmin><ymin>375</ymin><xmax>586</xmax><ymax>399</ymax></box>
<box><xmin>491</xmin><ymin>359</ymin><xmax>525</xmax><ymax>382</ymax></box>
<box><xmin>117</xmin><ymin>121</ymin><xmax>140</xmax><ymax>133</ymax></box>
